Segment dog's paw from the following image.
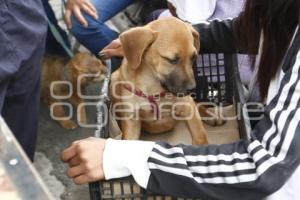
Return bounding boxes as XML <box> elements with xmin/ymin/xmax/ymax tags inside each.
<box><xmin>78</xmin><ymin>117</ymin><xmax>87</xmax><ymax>125</ymax></box>
<box><xmin>202</xmin><ymin>108</ymin><xmax>226</xmax><ymax>127</ymax></box>
<box><xmin>60</xmin><ymin>120</ymin><xmax>78</xmax><ymax>130</ymax></box>
<box><xmin>192</xmin><ymin>137</ymin><xmax>208</xmax><ymax>145</ymax></box>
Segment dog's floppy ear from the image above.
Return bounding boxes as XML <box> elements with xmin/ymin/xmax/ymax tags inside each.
<box><xmin>120</xmin><ymin>27</ymin><xmax>157</xmax><ymax>69</ymax></box>
<box><xmin>187</xmin><ymin>25</ymin><xmax>200</xmax><ymax>53</ymax></box>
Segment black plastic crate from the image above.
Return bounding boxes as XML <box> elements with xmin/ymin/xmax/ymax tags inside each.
<box><xmin>193</xmin><ymin>53</ymin><xmax>234</xmax><ymax>105</ymax></box>
<box><xmin>89</xmin><ymin>54</ymin><xmax>250</xmax><ymax>200</ymax></box>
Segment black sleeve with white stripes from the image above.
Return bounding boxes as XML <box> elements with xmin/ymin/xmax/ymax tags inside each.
<box><xmin>146</xmin><ymin>51</ymin><xmax>300</xmax><ymax>199</ymax></box>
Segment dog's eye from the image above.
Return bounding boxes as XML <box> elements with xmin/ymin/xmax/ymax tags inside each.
<box><xmin>164</xmin><ymin>57</ymin><xmax>180</xmax><ymax>65</ymax></box>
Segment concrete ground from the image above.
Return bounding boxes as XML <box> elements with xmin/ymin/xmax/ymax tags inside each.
<box><xmin>35</xmin><ymin>104</ymin><xmax>93</xmax><ymax>200</ymax></box>
<box><xmin>35</xmin><ymin>84</ymin><xmax>101</xmax><ymax>200</ymax></box>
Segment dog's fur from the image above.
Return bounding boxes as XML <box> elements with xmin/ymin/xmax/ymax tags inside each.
<box><xmin>41</xmin><ymin>53</ymin><xmax>105</xmax><ymax>129</ymax></box>
<box><xmin>110</xmin><ymin>17</ymin><xmax>212</xmax><ymax>145</ymax></box>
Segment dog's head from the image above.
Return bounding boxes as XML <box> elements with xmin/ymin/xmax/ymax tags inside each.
<box><xmin>67</xmin><ymin>53</ymin><xmax>106</xmax><ymax>86</ymax></box>
<box><xmin>120</xmin><ymin>17</ymin><xmax>200</xmax><ymax>95</ymax></box>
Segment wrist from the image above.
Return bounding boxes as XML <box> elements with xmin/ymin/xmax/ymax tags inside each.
<box><xmin>102</xmin><ymin>139</ymin><xmax>155</xmax><ymax>188</ymax></box>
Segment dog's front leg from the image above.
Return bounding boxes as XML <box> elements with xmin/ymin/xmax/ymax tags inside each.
<box><xmin>70</xmin><ymin>95</ymin><xmax>87</xmax><ymax>125</ymax></box>
<box><xmin>121</xmin><ymin>120</ymin><xmax>142</xmax><ymax>140</ymax></box>
<box><xmin>175</xmin><ymin>96</ymin><xmax>208</xmax><ymax>145</ymax></box>
<box><xmin>198</xmin><ymin>104</ymin><xmax>225</xmax><ymax>126</ymax></box>
<box><xmin>49</xmin><ymin>100</ymin><xmax>78</xmax><ymax>130</ymax></box>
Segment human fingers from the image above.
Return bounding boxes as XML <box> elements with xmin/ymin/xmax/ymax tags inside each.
<box><xmin>61</xmin><ymin>145</ymin><xmax>77</xmax><ymax>162</ymax></box>
<box><xmin>73</xmin><ymin>6</ymin><xmax>88</xmax><ymax>27</ymax></box>
<box><xmin>81</xmin><ymin>4</ymin><xmax>97</xmax><ymax>20</ymax></box>
<box><xmin>64</xmin><ymin>9</ymin><xmax>73</xmax><ymax>29</ymax></box>
<box><xmin>66</xmin><ymin>165</ymin><xmax>85</xmax><ymax>178</ymax></box>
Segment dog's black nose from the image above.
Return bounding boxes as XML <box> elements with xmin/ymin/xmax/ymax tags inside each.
<box><xmin>185</xmin><ymin>82</ymin><xmax>196</xmax><ymax>96</ymax></box>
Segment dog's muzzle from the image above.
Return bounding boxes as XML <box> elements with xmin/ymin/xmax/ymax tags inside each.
<box><xmin>160</xmin><ymin>74</ymin><xmax>196</xmax><ymax>96</ymax></box>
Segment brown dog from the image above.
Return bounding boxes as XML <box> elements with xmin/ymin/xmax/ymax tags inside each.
<box><xmin>110</xmin><ymin>17</ymin><xmax>213</xmax><ymax>145</ymax></box>
<box><xmin>41</xmin><ymin>53</ymin><xmax>105</xmax><ymax>129</ymax></box>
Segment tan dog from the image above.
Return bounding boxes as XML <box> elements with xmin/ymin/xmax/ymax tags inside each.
<box><xmin>41</xmin><ymin>53</ymin><xmax>105</xmax><ymax>129</ymax></box>
<box><xmin>110</xmin><ymin>17</ymin><xmax>211</xmax><ymax>145</ymax></box>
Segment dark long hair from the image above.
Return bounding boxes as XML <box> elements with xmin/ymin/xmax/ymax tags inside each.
<box><xmin>239</xmin><ymin>0</ymin><xmax>299</xmax><ymax>100</ymax></box>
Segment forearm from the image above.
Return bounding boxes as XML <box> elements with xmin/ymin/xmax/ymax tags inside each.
<box><xmin>104</xmin><ymin>134</ymin><xmax>300</xmax><ymax>200</ymax></box>
<box><xmin>146</xmin><ymin>139</ymin><xmax>300</xmax><ymax>199</ymax></box>
<box><xmin>103</xmin><ymin>139</ymin><xmax>155</xmax><ymax>187</ymax></box>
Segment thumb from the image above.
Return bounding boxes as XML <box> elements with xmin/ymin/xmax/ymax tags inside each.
<box><xmin>100</xmin><ymin>49</ymin><xmax>119</xmax><ymax>59</ymax></box>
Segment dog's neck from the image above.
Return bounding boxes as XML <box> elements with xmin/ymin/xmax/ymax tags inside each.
<box><xmin>120</xmin><ymin>60</ymin><xmax>165</xmax><ymax>95</ymax></box>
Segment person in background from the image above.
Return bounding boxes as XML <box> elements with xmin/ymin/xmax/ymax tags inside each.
<box><xmin>62</xmin><ymin>0</ymin><xmax>300</xmax><ymax>199</ymax></box>
<box><xmin>151</xmin><ymin>0</ymin><xmax>216</xmax><ymax>24</ymax></box>
<box><xmin>64</xmin><ymin>0</ymin><xmax>134</xmax><ymax>55</ymax></box>
<box><xmin>0</xmin><ymin>0</ymin><xmax>48</xmax><ymax>160</ymax></box>
<box><xmin>42</xmin><ymin>0</ymin><xmax>71</xmax><ymax>57</ymax></box>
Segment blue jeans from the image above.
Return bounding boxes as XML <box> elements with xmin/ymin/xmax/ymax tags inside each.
<box><xmin>71</xmin><ymin>0</ymin><xmax>134</xmax><ymax>54</ymax></box>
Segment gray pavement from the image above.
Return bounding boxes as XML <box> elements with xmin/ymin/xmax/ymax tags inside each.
<box><xmin>35</xmin><ymin>85</ymin><xmax>101</xmax><ymax>200</ymax></box>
